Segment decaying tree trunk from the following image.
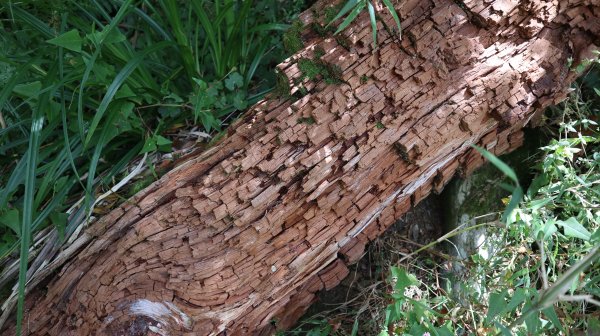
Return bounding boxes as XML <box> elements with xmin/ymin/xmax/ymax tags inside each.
<box><xmin>4</xmin><ymin>0</ymin><xmax>599</xmax><ymax>334</ymax></box>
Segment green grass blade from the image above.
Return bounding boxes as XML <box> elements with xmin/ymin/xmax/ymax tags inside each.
<box><xmin>473</xmin><ymin>145</ymin><xmax>520</xmax><ymax>184</ymax></box>
<box><xmin>328</xmin><ymin>0</ymin><xmax>361</xmax><ymax>26</ymax></box>
<box><xmin>248</xmin><ymin>23</ymin><xmax>290</xmax><ymax>33</ymax></box>
<box><xmin>84</xmin><ymin>41</ymin><xmax>172</xmax><ymax>147</ymax></box>
<box><xmin>162</xmin><ymin>0</ymin><xmax>196</xmax><ymax>79</ymax></box>
<box><xmin>335</xmin><ymin>2</ymin><xmax>365</xmax><ymax>35</ymax></box>
<box><xmin>130</xmin><ymin>6</ymin><xmax>172</xmax><ymax>40</ymax></box>
<box><xmin>381</xmin><ymin>0</ymin><xmax>401</xmax><ymax>37</ymax></box>
<box><xmin>367</xmin><ymin>1</ymin><xmax>377</xmax><ymax>45</ymax></box>
<box><xmin>0</xmin><ymin>119</ymin><xmax>29</xmax><ymax>138</ymax></box>
<box><xmin>77</xmin><ymin>49</ymin><xmax>100</xmax><ymax>142</ymax></box>
<box><xmin>191</xmin><ymin>1</ymin><xmax>220</xmax><ymax>72</ymax></box>
<box><xmin>10</xmin><ymin>6</ymin><xmax>54</xmax><ymax>38</ymax></box>
<box><xmin>245</xmin><ymin>38</ymin><xmax>270</xmax><ymax>87</ymax></box>
<box><xmin>58</xmin><ymin>13</ymin><xmax>85</xmax><ymax>191</ymax></box>
<box><xmin>502</xmin><ymin>186</ymin><xmax>523</xmax><ymax>224</ymax></box>
<box><xmin>16</xmin><ymin>92</ymin><xmax>46</xmax><ymax>336</ymax></box>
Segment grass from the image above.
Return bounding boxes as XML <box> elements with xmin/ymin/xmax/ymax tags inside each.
<box><xmin>0</xmin><ymin>0</ymin><xmax>306</xmax><ymax>332</ymax></box>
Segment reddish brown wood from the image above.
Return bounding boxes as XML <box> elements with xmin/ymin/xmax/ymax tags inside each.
<box><xmin>5</xmin><ymin>0</ymin><xmax>599</xmax><ymax>334</ymax></box>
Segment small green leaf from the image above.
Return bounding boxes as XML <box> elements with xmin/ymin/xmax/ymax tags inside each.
<box><xmin>523</xmin><ymin>302</ymin><xmax>541</xmax><ymax>333</ymax></box>
<box><xmin>537</xmin><ymin>218</ymin><xmax>557</xmax><ymax>241</ymax></box>
<box><xmin>49</xmin><ymin>212</ymin><xmax>68</xmax><ymax>241</ymax></box>
<box><xmin>527</xmin><ymin>173</ymin><xmax>548</xmax><ymax>198</ymax></box>
<box><xmin>591</xmin><ymin>228</ymin><xmax>600</xmax><ymax>243</ymax></box>
<box><xmin>141</xmin><ymin>136</ymin><xmax>157</xmax><ymax>153</ymax></box>
<box><xmin>13</xmin><ymin>81</ymin><xmax>42</xmax><ymax>99</ymax></box>
<box><xmin>542</xmin><ymin>307</ymin><xmax>563</xmax><ymax>332</ymax></box>
<box><xmin>473</xmin><ymin>145</ymin><xmax>519</xmax><ymax>183</ymax></box>
<box><xmin>390</xmin><ymin>266</ymin><xmax>419</xmax><ymax>292</ymax></box>
<box><xmin>47</xmin><ymin>29</ymin><xmax>82</xmax><ymax>52</ymax></box>
<box><xmin>486</xmin><ymin>290</ymin><xmax>507</xmax><ymax>322</ymax></box>
<box><xmin>494</xmin><ymin>321</ymin><xmax>512</xmax><ymax>336</ymax></box>
<box><xmin>193</xmin><ymin>77</ymin><xmax>208</xmax><ymax>90</ymax></box>
<box><xmin>86</xmin><ymin>28</ymin><xmax>126</xmax><ymax>46</ymax></box>
<box><xmin>0</xmin><ymin>209</ymin><xmax>20</xmax><ymax>236</ymax></box>
<box><xmin>556</xmin><ymin>217</ymin><xmax>591</xmax><ymax>240</ymax></box>
<box><xmin>506</xmin><ymin>288</ymin><xmax>528</xmax><ymax>311</ymax></box>
<box><xmin>225</xmin><ymin>72</ymin><xmax>244</xmax><ymax>90</ymax></box>
<box><xmin>350</xmin><ymin>319</ymin><xmax>359</xmax><ymax>336</ymax></box>
<box><xmin>155</xmin><ymin>135</ymin><xmax>172</xmax><ymax>152</ymax></box>
<box><xmin>233</xmin><ymin>91</ymin><xmax>248</xmax><ymax>110</ymax></box>
<box><xmin>502</xmin><ymin>186</ymin><xmax>523</xmax><ymax>224</ymax></box>
<box><xmin>528</xmin><ymin>197</ymin><xmax>553</xmax><ymax>211</ymax></box>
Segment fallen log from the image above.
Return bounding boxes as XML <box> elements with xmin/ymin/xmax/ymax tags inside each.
<box><xmin>4</xmin><ymin>0</ymin><xmax>599</xmax><ymax>334</ymax></box>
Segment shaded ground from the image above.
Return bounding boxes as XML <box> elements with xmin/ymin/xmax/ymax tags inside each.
<box><xmin>287</xmin><ymin>194</ymin><xmax>446</xmax><ymax>335</ymax></box>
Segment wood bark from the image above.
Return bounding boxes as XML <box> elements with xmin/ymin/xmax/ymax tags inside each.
<box><xmin>5</xmin><ymin>0</ymin><xmax>600</xmax><ymax>335</ymax></box>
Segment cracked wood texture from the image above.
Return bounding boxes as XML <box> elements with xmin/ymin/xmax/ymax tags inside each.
<box><xmin>7</xmin><ymin>0</ymin><xmax>600</xmax><ymax>335</ymax></box>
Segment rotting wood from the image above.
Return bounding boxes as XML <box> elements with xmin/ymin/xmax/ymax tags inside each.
<box><xmin>3</xmin><ymin>0</ymin><xmax>600</xmax><ymax>335</ymax></box>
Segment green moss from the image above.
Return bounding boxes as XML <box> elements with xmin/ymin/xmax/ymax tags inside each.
<box><xmin>314</xmin><ymin>47</ymin><xmax>325</xmax><ymax>59</ymax></box>
<box><xmin>292</xmin><ymin>85</ymin><xmax>309</xmax><ymax>100</ymax></box>
<box><xmin>393</xmin><ymin>142</ymin><xmax>411</xmax><ymax>163</ymax></box>
<box><xmin>297</xmin><ymin>58</ymin><xmax>322</xmax><ymax>80</ymax></box>
<box><xmin>310</xmin><ymin>22</ymin><xmax>334</xmax><ymax>37</ymax></box>
<box><xmin>126</xmin><ymin>175</ymin><xmax>156</xmax><ymax>198</ymax></box>
<box><xmin>297</xmin><ymin>116</ymin><xmax>315</xmax><ymax>125</ymax></box>
<box><xmin>275</xmin><ymin>69</ymin><xmax>291</xmax><ymax>98</ymax></box>
<box><xmin>299</xmin><ymin>85</ymin><xmax>308</xmax><ymax>96</ymax></box>
<box><xmin>298</xmin><ymin>57</ymin><xmax>343</xmax><ymax>84</ymax></box>
<box><xmin>283</xmin><ymin>20</ymin><xmax>304</xmax><ymax>53</ymax></box>
<box><xmin>335</xmin><ymin>36</ymin><xmax>351</xmax><ymax>50</ymax></box>
<box><xmin>324</xmin><ymin>5</ymin><xmax>340</xmax><ymax>23</ymax></box>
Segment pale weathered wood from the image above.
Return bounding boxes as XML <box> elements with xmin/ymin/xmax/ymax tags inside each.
<box><xmin>4</xmin><ymin>0</ymin><xmax>600</xmax><ymax>335</ymax></box>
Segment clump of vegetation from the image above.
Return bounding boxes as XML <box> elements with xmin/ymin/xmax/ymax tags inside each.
<box><xmin>284</xmin><ymin>20</ymin><xmax>305</xmax><ymax>53</ymax></box>
<box><xmin>335</xmin><ymin>36</ymin><xmax>352</xmax><ymax>50</ymax></box>
<box><xmin>310</xmin><ymin>22</ymin><xmax>335</xmax><ymax>37</ymax></box>
<box><xmin>314</xmin><ymin>47</ymin><xmax>326</xmax><ymax>59</ymax></box>
<box><xmin>324</xmin><ymin>4</ymin><xmax>344</xmax><ymax>23</ymax></box>
<box><xmin>275</xmin><ymin>69</ymin><xmax>293</xmax><ymax>98</ymax></box>
<box><xmin>392</xmin><ymin>142</ymin><xmax>412</xmax><ymax>163</ymax></box>
<box><xmin>297</xmin><ymin>116</ymin><xmax>316</xmax><ymax>125</ymax></box>
<box><xmin>298</xmin><ymin>58</ymin><xmax>343</xmax><ymax>84</ymax></box>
